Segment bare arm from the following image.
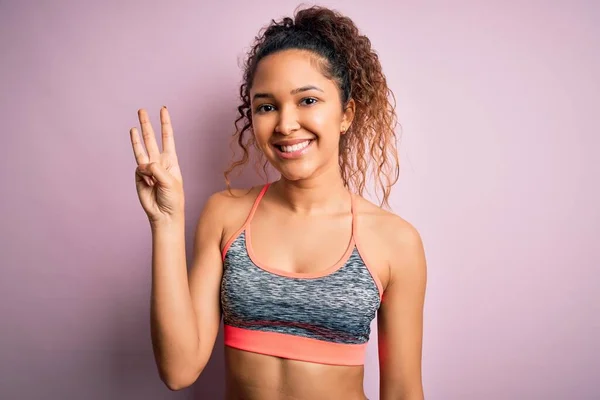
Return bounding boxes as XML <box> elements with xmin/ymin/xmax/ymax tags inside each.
<box><xmin>150</xmin><ymin>216</ymin><xmax>196</xmax><ymax>389</ymax></box>
<box><xmin>378</xmin><ymin>221</ymin><xmax>427</xmax><ymax>400</ymax></box>
<box><xmin>130</xmin><ymin>108</ymin><xmax>224</xmax><ymax>390</ymax></box>
<box><xmin>149</xmin><ymin>193</ymin><xmax>226</xmax><ymax>390</ymax></box>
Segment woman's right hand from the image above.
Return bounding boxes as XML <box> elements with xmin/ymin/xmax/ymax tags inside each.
<box><xmin>130</xmin><ymin>107</ymin><xmax>185</xmax><ymax>224</ymax></box>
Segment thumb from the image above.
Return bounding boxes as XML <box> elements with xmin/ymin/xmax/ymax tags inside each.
<box><xmin>137</xmin><ymin>162</ymin><xmax>172</xmax><ymax>186</ymax></box>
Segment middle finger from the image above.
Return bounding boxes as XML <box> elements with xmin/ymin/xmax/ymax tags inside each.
<box><xmin>138</xmin><ymin>108</ymin><xmax>161</xmax><ymax>161</ymax></box>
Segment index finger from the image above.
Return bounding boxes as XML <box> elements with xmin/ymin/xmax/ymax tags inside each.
<box><xmin>160</xmin><ymin>106</ymin><xmax>176</xmax><ymax>154</ymax></box>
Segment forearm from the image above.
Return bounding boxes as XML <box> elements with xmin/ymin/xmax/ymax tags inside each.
<box><xmin>150</xmin><ymin>217</ymin><xmax>199</xmax><ymax>387</ymax></box>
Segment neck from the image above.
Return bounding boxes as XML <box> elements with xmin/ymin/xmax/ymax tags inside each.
<box><xmin>270</xmin><ymin>168</ymin><xmax>351</xmax><ymax>215</ymax></box>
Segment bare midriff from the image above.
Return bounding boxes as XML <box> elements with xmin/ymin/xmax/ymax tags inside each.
<box><xmin>224</xmin><ymin>347</ymin><xmax>369</xmax><ymax>400</ymax></box>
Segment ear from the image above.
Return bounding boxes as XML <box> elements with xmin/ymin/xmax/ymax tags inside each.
<box><xmin>340</xmin><ymin>98</ymin><xmax>356</xmax><ymax>135</ymax></box>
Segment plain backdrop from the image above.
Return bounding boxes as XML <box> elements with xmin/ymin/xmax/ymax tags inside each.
<box><xmin>1</xmin><ymin>1</ymin><xmax>598</xmax><ymax>399</ymax></box>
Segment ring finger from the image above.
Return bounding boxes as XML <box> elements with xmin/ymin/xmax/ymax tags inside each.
<box><xmin>130</xmin><ymin>127</ymin><xmax>149</xmax><ymax>165</ymax></box>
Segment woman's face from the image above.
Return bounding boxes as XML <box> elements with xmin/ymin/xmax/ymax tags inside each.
<box><xmin>250</xmin><ymin>49</ymin><xmax>354</xmax><ymax>182</ymax></box>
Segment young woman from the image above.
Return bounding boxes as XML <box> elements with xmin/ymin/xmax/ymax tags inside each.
<box><xmin>130</xmin><ymin>6</ymin><xmax>427</xmax><ymax>400</ymax></box>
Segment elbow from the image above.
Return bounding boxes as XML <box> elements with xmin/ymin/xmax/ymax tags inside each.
<box><xmin>161</xmin><ymin>374</ymin><xmax>197</xmax><ymax>391</ymax></box>
<box><xmin>164</xmin><ymin>380</ymin><xmax>189</xmax><ymax>392</ymax></box>
<box><xmin>154</xmin><ymin>344</ymin><xmax>209</xmax><ymax>391</ymax></box>
<box><xmin>164</xmin><ymin>381</ymin><xmax>192</xmax><ymax>392</ymax></box>
<box><xmin>159</xmin><ymin>365</ymin><xmax>202</xmax><ymax>391</ymax></box>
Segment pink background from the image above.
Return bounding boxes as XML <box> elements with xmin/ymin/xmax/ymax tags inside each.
<box><xmin>1</xmin><ymin>1</ymin><xmax>598</xmax><ymax>399</ymax></box>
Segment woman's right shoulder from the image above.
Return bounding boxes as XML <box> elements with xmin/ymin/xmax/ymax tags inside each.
<box><xmin>205</xmin><ymin>185</ymin><xmax>262</xmax><ymax>208</ymax></box>
<box><xmin>199</xmin><ymin>185</ymin><xmax>264</xmax><ymax>249</ymax></box>
<box><xmin>200</xmin><ymin>185</ymin><xmax>263</xmax><ymax>225</ymax></box>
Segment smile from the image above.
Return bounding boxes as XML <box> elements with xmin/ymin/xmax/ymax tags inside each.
<box><xmin>273</xmin><ymin>139</ymin><xmax>314</xmax><ymax>159</ymax></box>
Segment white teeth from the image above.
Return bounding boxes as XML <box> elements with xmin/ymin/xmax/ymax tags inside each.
<box><xmin>281</xmin><ymin>140</ymin><xmax>311</xmax><ymax>153</ymax></box>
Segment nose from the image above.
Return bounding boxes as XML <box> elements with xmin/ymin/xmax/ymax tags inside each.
<box><xmin>274</xmin><ymin>105</ymin><xmax>300</xmax><ymax>135</ymax></box>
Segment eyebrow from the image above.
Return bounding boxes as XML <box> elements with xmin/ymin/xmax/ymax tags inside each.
<box><xmin>252</xmin><ymin>85</ymin><xmax>324</xmax><ymax>101</ymax></box>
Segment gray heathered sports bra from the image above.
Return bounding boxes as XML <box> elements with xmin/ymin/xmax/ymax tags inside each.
<box><xmin>220</xmin><ymin>183</ymin><xmax>383</xmax><ymax>366</ymax></box>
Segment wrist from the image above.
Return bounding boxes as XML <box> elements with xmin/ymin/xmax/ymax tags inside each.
<box><xmin>149</xmin><ymin>213</ymin><xmax>185</xmax><ymax>232</ymax></box>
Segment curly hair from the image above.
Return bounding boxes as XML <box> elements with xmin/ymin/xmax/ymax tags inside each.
<box><xmin>224</xmin><ymin>6</ymin><xmax>400</xmax><ymax>208</ymax></box>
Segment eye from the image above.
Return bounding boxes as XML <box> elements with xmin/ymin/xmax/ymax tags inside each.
<box><xmin>300</xmin><ymin>97</ymin><xmax>318</xmax><ymax>106</ymax></box>
<box><xmin>256</xmin><ymin>104</ymin><xmax>275</xmax><ymax>113</ymax></box>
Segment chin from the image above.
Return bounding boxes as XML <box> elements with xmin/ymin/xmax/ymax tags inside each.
<box><xmin>275</xmin><ymin>163</ymin><xmax>318</xmax><ymax>182</ymax></box>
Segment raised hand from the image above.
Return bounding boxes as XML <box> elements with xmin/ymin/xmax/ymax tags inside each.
<box><xmin>130</xmin><ymin>107</ymin><xmax>184</xmax><ymax>224</ymax></box>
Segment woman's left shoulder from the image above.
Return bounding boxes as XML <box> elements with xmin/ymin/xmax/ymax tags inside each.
<box><xmin>353</xmin><ymin>195</ymin><xmax>424</xmax><ymax>290</ymax></box>
<box><xmin>353</xmin><ymin>195</ymin><xmax>422</xmax><ymax>248</ymax></box>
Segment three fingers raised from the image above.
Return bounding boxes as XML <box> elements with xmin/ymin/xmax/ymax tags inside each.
<box><xmin>130</xmin><ymin>107</ymin><xmax>176</xmax><ymax>166</ymax></box>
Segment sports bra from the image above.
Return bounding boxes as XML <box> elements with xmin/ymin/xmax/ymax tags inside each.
<box><xmin>220</xmin><ymin>183</ymin><xmax>383</xmax><ymax>366</ymax></box>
